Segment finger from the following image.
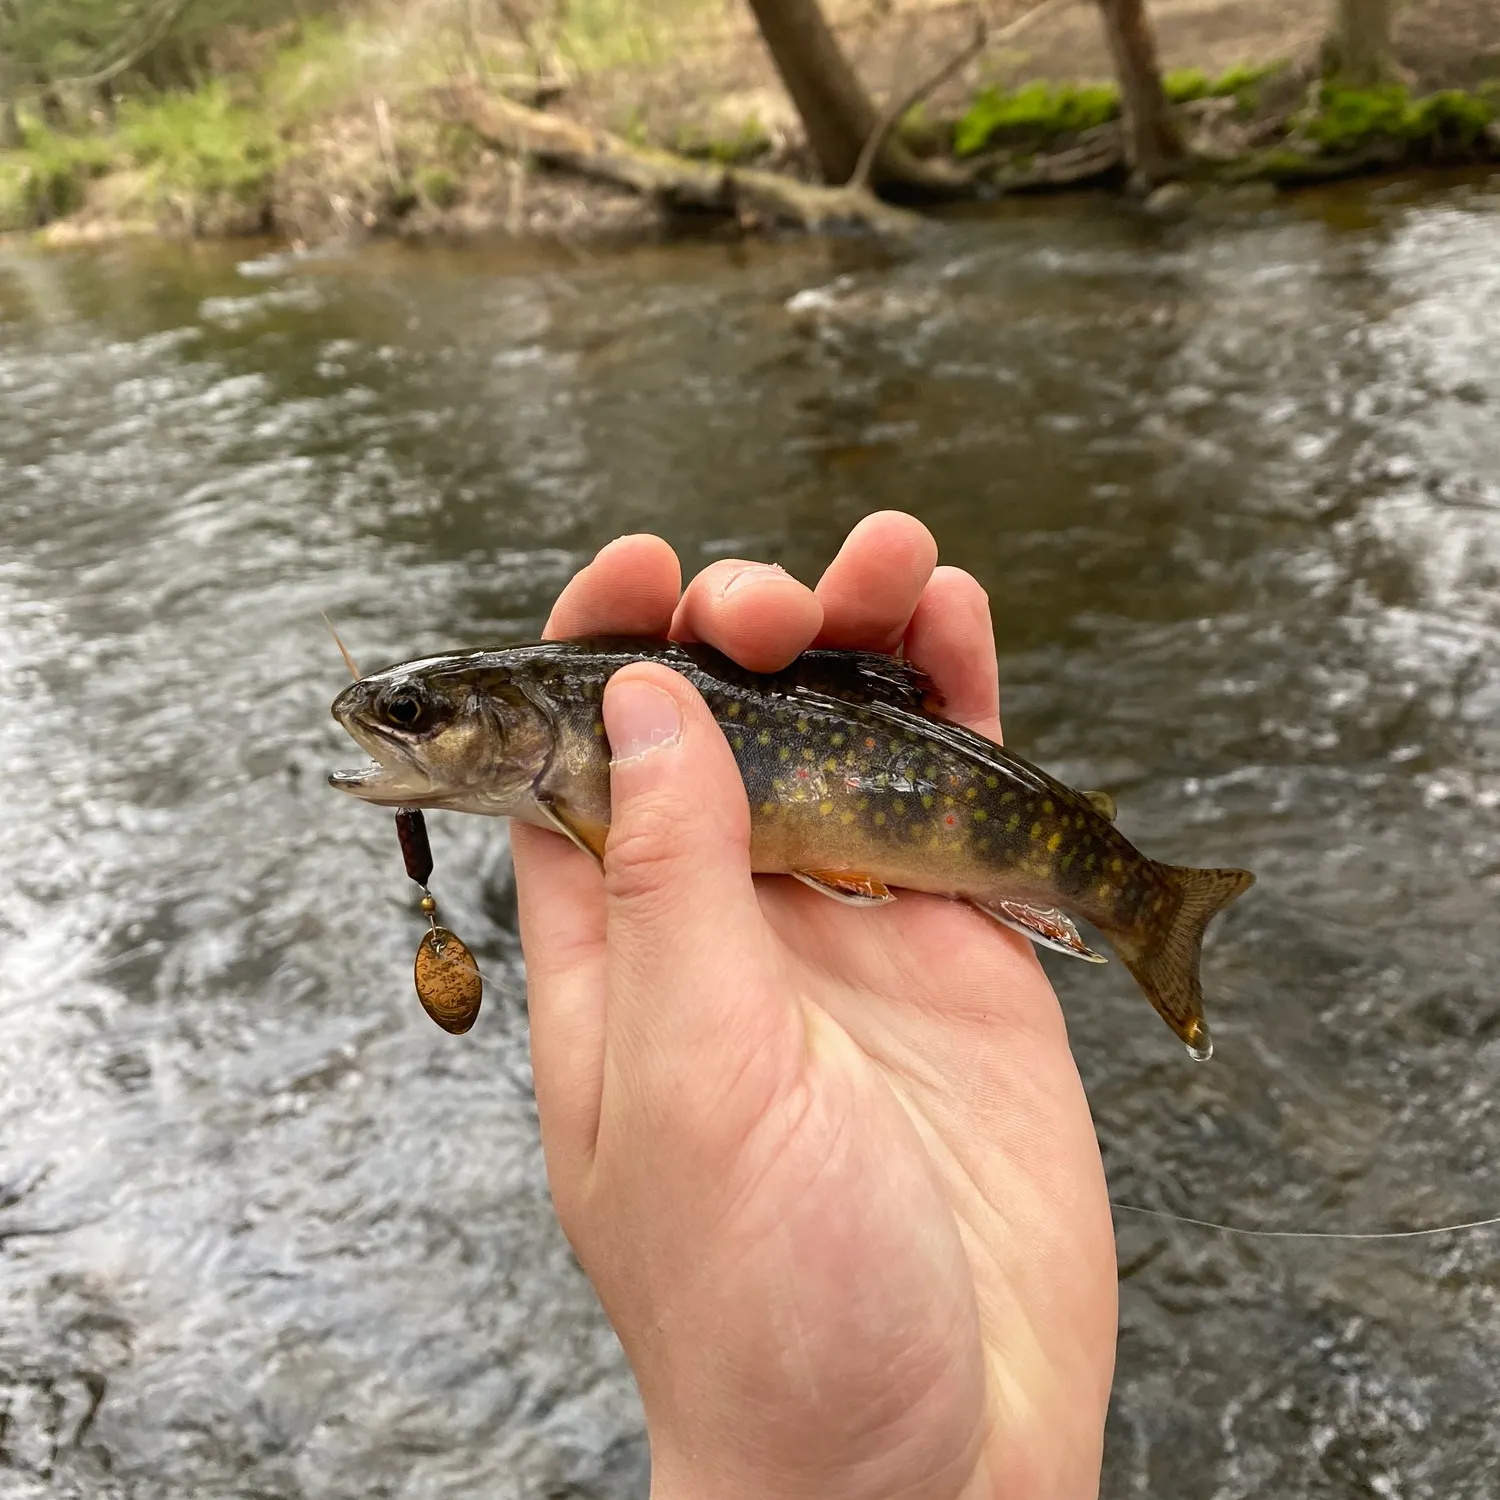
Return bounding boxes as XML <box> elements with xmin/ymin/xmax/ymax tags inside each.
<box><xmin>669</xmin><ymin>559</ymin><xmax>824</xmax><ymax>672</ymax></box>
<box><xmin>902</xmin><ymin>566</ymin><xmax>1003</xmax><ymax>742</ymax></box>
<box><xmin>596</xmin><ymin>665</ymin><xmax>799</xmax><ymax>1114</ymax></box>
<box><xmin>512</xmin><ymin>819</ymin><xmax>608</xmax><ymax>1175</ymax></box>
<box><xmin>813</xmin><ymin>510</ymin><xmax>938</xmax><ymax>651</ymax></box>
<box><xmin>519</xmin><ymin>531</ymin><xmax>682</xmax><ymax>1174</ymax></box>
<box><xmin>544</xmin><ymin>534</ymin><xmax>681</xmax><ymax>639</ymax></box>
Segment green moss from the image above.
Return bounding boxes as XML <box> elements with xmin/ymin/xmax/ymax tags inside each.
<box><xmin>673</xmin><ymin>116</ymin><xmax>771</xmax><ymax>164</ymax></box>
<box><xmin>1302</xmin><ymin>83</ymin><xmax>1494</xmax><ymax>152</ymax></box>
<box><xmin>1408</xmin><ymin>89</ymin><xmax>1492</xmax><ymax>148</ymax></box>
<box><xmin>954</xmin><ymin>81</ymin><xmax>1120</xmax><ymax>156</ymax></box>
<box><xmin>1164</xmin><ymin>69</ymin><xmax>1211</xmax><ymax>104</ymax></box>
<box><xmin>418</xmin><ymin>165</ymin><xmax>461</xmax><ymax>208</ymax></box>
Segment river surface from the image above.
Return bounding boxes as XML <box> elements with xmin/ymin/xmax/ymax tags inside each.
<box><xmin>2</xmin><ymin>175</ymin><xmax>1499</xmax><ymax>1499</ymax></box>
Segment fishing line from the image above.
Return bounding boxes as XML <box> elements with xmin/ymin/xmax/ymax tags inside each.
<box><xmin>1108</xmin><ymin>1201</ymin><xmax>1500</xmax><ymax>1240</ymax></box>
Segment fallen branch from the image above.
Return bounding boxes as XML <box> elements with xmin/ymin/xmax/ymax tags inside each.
<box><xmin>454</xmin><ymin>83</ymin><xmax>928</xmax><ymax>240</ymax></box>
<box><xmin>848</xmin><ymin>8</ymin><xmax>988</xmax><ymax>192</ymax></box>
<box><xmin>848</xmin><ymin>0</ymin><xmax>1079</xmax><ymax>194</ymax></box>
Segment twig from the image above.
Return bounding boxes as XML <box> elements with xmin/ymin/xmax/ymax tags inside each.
<box><xmin>848</xmin><ymin>0</ymin><xmax>1077</xmax><ymax>192</ymax></box>
<box><xmin>373</xmin><ymin>97</ymin><xmax>401</xmax><ymax>193</ymax></box>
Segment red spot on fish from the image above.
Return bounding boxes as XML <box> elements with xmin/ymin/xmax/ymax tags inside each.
<box><xmin>865</xmin><ymin>736</ymin><xmax>876</xmax><ymax>749</ymax></box>
<box><xmin>796</xmin><ymin>767</ymin><xmax>810</xmax><ymax>780</ymax></box>
<box><xmin>944</xmin><ymin>813</ymin><xmax>956</xmax><ymax>827</ymax></box>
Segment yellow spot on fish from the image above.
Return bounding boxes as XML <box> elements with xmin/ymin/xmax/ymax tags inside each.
<box><xmin>921</xmin><ymin>794</ymin><xmax>934</xmax><ymax>810</ymax></box>
<box><xmin>593</xmin><ymin>721</ymin><xmax>606</xmax><ymax>736</ymax></box>
<box><xmin>819</xmin><ymin>800</ymin><xmax>834</xmax><ymax>816</ymax></box>
<box><xmin>840</xmin><ymin>810</ymin><xmax>856</xmax><ymax>825</ymax></box>
<box><xmin>972</xmin><ymin>809</ymin><xmax>987</xmax><ymax>822</ymax></box>
<box><xmin>824</xmin><ymin>757</ymin><xmax>838</xmax><ymax>773</ymax></box>
<box><xmin>1047</xmin><ymin>832</ymin><xmax>1063</xmax><ymax>852</ymax></box>
<box><xmin>779</xmin><ymin>746</ymin><xmax>791</xmax><ymax>763</ymax></box>
<box><xmin>830</xmin><ymin>732</ymin><xmax>844</xmax><ymax>747</ymax></box>
<box><xmin>761</xmin><ymin>801</ymin><xmax>776</xmax><ymax>816</ymax></box>
<box><xmin>1043</xmin><ymin>799</ymin><xmax>1054</xmax><ymax>814</ymax></box>
<box><xmin>856</xmin><ymin>798</ymin><xmax>869</xmax><ymax>811</ymax></box>
<box><xmin>1030</xmin><ymin>822</ymin><xmax>1043</xmax><ymax>840</ymax></box>
<box><xmin>1084</xmin><ymin>853</ymin><xmax>1096</xmax><ymax>871</ymax></box>
<box><xmin>1111</xmin><ymin>858</ymin><xmax>1123</xmax><ymax>872</ymax></box>
<box><xmin>965</xmin><ymin>786</ymin><xmax>977</xmax><ymax>800</ymax></box>
<box><xmin>746</xmin><ymin>710</ymin><xmax>758</xmax><ymax>726</ymax></box>
<box><xmin>976</xmin><ymin>837</ymin><xmax>989</xmax><ymax>852</ymax></box>
<box><xmin>1007</xmin><ymin>814</ymin><xmax>1021</xmax><ymax>831</ymax></box>
<box><xmin>758</xmin><ymin>730</ymin><xmax>772</xmax><ymax>746</ymax></box>
<box><xmin>1097</xmin><ymin>883</ymin><xmax>1111</xmax><ymax>901</ymax></box>
<box><xmin>928</xmin><ymin>835</ymin><xmax>941</xmax><ymax>849</ymax></box>
<box><xmin>796</xmin><ymin>717</ymin><xmax>809</xmax><ymax>734</ymax></box>
<box><xmin>732</xmin><ymin>734</ymin><xmax>744</xmax><ymax>750</ymax></box>
<box><xmin>726</xmin><ymin>702</ymin><xmax>740</xmax><ymax>718</ymax></box>
<box><xmin>1076</xmin><ymin>813</ymin><xmax>1087</xmax><ymax>829</ymax></box>
<box><xmin>943</xmin><ymin>795</ymin><xmax>955</xmax><ymax>808</ymax></box>
<box><xmin>986</xmin><ymin>775</ymin><xmax>999</xmax><ymax>790</ymax></box>
<box><xmin>874</xmin><ymin>811</ymin><xmax>887</xmax><ymax>826</ymax></box>
<box><xmin>894</xmin><ymin>799</ymin><xmax>906</xmax><ymax>815</ymax></box>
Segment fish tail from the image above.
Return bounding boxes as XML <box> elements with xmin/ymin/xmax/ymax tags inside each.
<box><xmin>1114</xmin><ymin>863</ymin><xmax>1255</xmax><ymax>1059</ymax></box>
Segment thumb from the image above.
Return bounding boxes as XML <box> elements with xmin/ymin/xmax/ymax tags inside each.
<box><xmin>598</xmin><ymin>662</ymin><xmax>792</xmax><ymax>1089</ymax></box>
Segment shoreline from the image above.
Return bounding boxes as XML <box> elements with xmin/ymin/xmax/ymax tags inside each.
<box><xmin>4</xmin><ymin>0</ymin><xmax>1500</xmax><ymax>255</ymax></box>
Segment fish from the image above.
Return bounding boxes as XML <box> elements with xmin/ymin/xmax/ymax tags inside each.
<box><xmin>327</xmin><ymin>637</ymin><xmax>1254</xmax><ymax>1058</ymax></box>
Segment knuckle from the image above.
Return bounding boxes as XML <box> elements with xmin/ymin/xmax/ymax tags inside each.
<box><xmin>601</xmin><ymin>796</ymin><xmax>689</xmax><ymax>906</ymax></box>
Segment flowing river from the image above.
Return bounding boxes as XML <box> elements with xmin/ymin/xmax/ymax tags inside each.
<box><xmin>3</xmin><ymin>174</ymin><xmax>1500</xmax><ymax>1498</ymax></box>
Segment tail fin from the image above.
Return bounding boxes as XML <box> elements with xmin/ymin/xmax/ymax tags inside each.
<box><xmin>1115</xmin><ymin>864</ymin><xmax>1255</xmax><ymax>1060</ymax></box>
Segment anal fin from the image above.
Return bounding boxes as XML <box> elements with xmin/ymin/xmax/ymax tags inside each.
<box><xmin>792</xmin><ymin>870</ymin><xmax>897</xmax><ymax>906</ymax></box>
<box><xmin>973</xmin><ymin>898</ymin><xmax>1108</xmax><ymax>963</ymax></box>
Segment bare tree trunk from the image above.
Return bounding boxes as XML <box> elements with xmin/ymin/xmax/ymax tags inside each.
<box><xmin>742</xmin><ymin>0</ymin><xmax>952</xmax><ymax>191</ymax></box>
<box><xmin>0</xmin><ymin>99</ymin><xmax>20</xmax><ymax>149</ymax></box>
<box><xmin>1095</xmin><ymin>0</ymin><xmax>1184</xmax><ymax>188</ymax></box>
<box><xmin>1324</xmin><ymin>0</ymin><xmax>1396</xmax><ymax>85</ymax></box>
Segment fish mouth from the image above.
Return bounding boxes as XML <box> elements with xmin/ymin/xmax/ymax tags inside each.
<box><xmin>326</xmin><ymin>758</ymin><xmax>438</xmax><ymax>805</ymax></box>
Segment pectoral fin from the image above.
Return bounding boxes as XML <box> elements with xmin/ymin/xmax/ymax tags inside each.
<box><xmin>1083</xmin><ymin>790</ymin><xmax>1118</xmax><ymax>821</ymax></box>
<box><xmin>536</xmin><ymin>798</ymin><xmax>608</xmax><ymax>864</ymax></box>
<box><xmin>972</xmin><ymin>898</ymin><xmax>1108</xmax><ymax>963</ymax></box>
<box><xmin>792</xmin><ymin>870</ymin><xmax>897</xmax><ymax>906</ymax></box>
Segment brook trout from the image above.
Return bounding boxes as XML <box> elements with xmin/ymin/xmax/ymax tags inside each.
<box><xmin>328</xmin><ymin>638</ymin><xmax>1253</xmax><ymax>1058</ymax></box>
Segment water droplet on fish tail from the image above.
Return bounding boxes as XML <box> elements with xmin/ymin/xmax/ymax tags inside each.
<box><xmin>1185</xmin><ymin>1020</ymin><xmax>1213</xmax><ymax>1062</ymax></box>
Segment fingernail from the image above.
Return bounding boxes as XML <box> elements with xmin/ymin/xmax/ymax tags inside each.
<box><xmin>605</xmin><ymin>680</ymin><xmax>682</xmax><ymax>764</ymax></box>
<box><xmin>722</xmin><ymin>562</ymin><xmax>785</xmax><ymax>597</ymax></box>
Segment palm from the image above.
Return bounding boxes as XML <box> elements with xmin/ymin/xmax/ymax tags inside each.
<box><xmin>751</xmin><ymin>882</ymin><xmax>1116</xmax><ymax>1495</ymax></box>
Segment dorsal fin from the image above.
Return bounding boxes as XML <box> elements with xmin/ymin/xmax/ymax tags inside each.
<box><xmin>783</xmin><ymin>649</ymin><xmax>942</xmax><ymax>713</ymax></box>
<box><xmin>677</xmin><ymin>640</ymin><xmax>942</xmax><ymax>713</ymax></box>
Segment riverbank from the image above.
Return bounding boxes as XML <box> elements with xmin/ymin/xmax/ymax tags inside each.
<box><xmin>4</xmin><ymin>0</ymin><xmax>1500</xmax><ymax>250</ymax></box>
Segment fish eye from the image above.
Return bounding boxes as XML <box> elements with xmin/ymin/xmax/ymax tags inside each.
<box><xmin>382</xmin><ymin>688</ymin><xmax>425</xmax><ymax>729</ymax></box>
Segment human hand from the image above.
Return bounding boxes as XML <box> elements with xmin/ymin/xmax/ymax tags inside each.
<box><xmin>510</xmin><ymin>512</ymin><xmax>1117</xmax><ymax>1500</ymax></box>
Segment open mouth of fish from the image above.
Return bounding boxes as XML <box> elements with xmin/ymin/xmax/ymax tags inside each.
<box><xmin>326</xmin><ymin>757</ymin><xmax>438</xmax><ymax>804</ymax></box>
